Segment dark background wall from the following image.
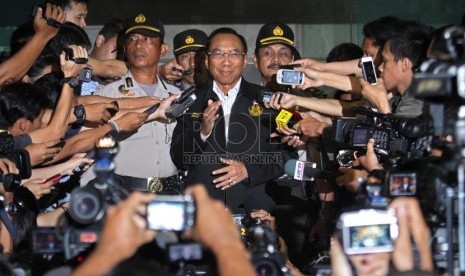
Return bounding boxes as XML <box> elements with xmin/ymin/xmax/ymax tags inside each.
<box><xmin>1</xmin><ymin>0</ymin><xmax>463</xmax><ymax>27</ymax></box>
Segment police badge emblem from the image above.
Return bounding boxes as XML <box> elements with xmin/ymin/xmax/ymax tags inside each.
<box><xmin>248</xmin><ymin>101</ymin><xmax>263</xmax><ymax>117</ymax></box>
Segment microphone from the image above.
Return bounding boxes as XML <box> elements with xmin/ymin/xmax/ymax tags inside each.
<box><xmin>284</xmin><ymin>159</ymin><xmax>341</xmax><ymax>181</ymax></box>
<box><xmin>275</xmin><ymin>108</ymin><xmax>302</xmax><ymax>128</ymax></box>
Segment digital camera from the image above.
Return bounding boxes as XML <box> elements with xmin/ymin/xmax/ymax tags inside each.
<box><xmin>338</xmin><ymin>209</ymin><xmax>398</xmax><ymax>255</ymax></box>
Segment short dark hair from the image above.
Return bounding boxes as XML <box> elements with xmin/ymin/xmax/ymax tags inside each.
<box><xmin>9</xmin><ymin>21</ymin><xmax>34</xmax><ymax>56</ymax></box>
<box><xmin>98</xmin><ymin>18</ymin><xmax>126</xmax><ymax>40</ymax></box>
<box><xmin>0</xmin><ymin>82</ymin><xmax>49</xmax><ymax>129</ymax></box>
<box><xmin>45</xmin><ymin>22</ymin><xmax>91</xmax><ymax>58</ymax></box>
<box><xmin>33</xmin><ymin>72</ymin><xmax>64</xmax><ymax>109</ymax></box>
<box><xmin>326</xmin><ymin>43</ymin><xmax>364</xmax><ymax>62</ymax></box>
<box><xmin>363</xmin><ymin>16</ymin><xmax>400</xmax><ymax>47</ymax></box>
<box><xmin>26</xmin><ymin>54</ymin><xmax>59</xmax><ymax>82</ymax></box>
<box><xmin>49</xmin><ymin>0</ymin><xmax>88</xmax><ymax>10</ymax></box>
<box><xmin>387</xmin><ymin>20</ymin><xmax>433</xmax><ymax>71</ymax></box>
<box><xmin>207</xmin><ymin>27</ymin><xmax>248</xmax><ymax>54</ymax></box>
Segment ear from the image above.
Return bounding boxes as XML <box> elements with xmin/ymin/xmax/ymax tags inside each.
<box><xmin>401</xmin><ymin>57</ymin><xmax>412</xmax><ymax>72</ymax></box>
<box><xmin>17</xmin><ymin>118</ymin><xmax>30</xmax><ymax>133</ymax></box>
<box><xmin>253</xmin><ymin>53</ymin><xmax>258</xmax><ymax>69</ymax></box>
<box><xmin>205</xmin><ymin>54</ymin><xmax>209</xmax><ymax>71</ymax></box>
<box><xmin>95</xmin><ymin>34</ymin><xmax>106</xmax><ymax>48</ymax></box>
<box><xmin>160</xmin><ymin>43</ymin><xmax>169</xmax><ymax>57</ymax></box>
<box><xmin>242</xmin><ymin>54</ymin><xmax>247</xmax><ymax>69</ymax></box>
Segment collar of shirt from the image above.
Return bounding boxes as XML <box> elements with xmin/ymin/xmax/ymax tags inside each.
<box><xmin>212</xmin><ymin>78</ymin><xmax>242</xmax><ymax>116</ymax></box>
<box><xmin>212</xmin><ymin>78</ymin><xmax>242</xmax><ymax>140</ymax></box>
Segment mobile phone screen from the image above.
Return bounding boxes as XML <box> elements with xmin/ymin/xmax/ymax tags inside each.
<box><xmin>278</xmin><ymin>69</ymin><xmax>304</xmax><ymax>85</ymax></box>
<box><xmin>362</xmin><ymin>59</ymin><xmax>378</xmax><ymax>84</ymax></box>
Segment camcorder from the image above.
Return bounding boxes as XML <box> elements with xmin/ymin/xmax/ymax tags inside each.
<box><xmin>32</xmin><ymin>136</ymin><xmax>198</xmax><ymax>262</ymax></box>
<box><xmin>232</xmin><ymin>213</ymin><xmax>290</xmax><ymax>276</ymax></box>
<box><xmin>324</xmin><ymin>107</ymin><xmax>428</xmax><ymax>161</ymax></box>
<box><xmin>338</xmin><ymin>209</ymin><xmax>398</xmax><ymax>255</ymax></box>
<box><xmin>371</xmin><ymin>26</ymin><xmax>465</xmax><ymax>274</ymax></box>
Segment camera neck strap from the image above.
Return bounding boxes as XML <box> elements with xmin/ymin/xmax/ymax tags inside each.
<box><xmin>0</xmin><ymin>202</ymin><xmax>18</xmax><ymax>243</ymax></box>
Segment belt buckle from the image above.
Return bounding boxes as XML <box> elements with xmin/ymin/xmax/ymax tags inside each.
<box><xmin>147</xmin><ymin>177</ymin><xmax>163</xmax><ymax>193</ymax></box>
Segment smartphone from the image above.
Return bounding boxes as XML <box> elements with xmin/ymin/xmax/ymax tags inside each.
<box><xmin>146</xmin><ymin>195</ymin><xmax>195</xmax><ymax>231</ymax></box>
<box><xmin>260</xmin><ymin>90</ymin><xmax>274</xmax><ymax>103</ymax></box>
<box><xmin>339</xmin><ymin>209</ymin><xmax>398</xmax><ymax>255</ymax></box>
<box><xmin>361</xmin><ymin>56</ymin><xmax>378</xmax><ymax>84</ymax></box>
<box><xmin>276</xmin><ymin>69</ymin><xmax>304</xmax><ymax>85</ymax></box>
<box><xmin>43</xmin><ymin>174</ymin><xmax>61</xmax><ymax>185</ymax></box>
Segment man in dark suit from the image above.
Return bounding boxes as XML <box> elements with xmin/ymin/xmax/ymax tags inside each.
<box><xmin>171</xmin><ymin>27</ymin><xmax>294</xmax><ymax>213</ymax></box>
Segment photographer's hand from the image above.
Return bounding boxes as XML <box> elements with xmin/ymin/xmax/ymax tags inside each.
<box><xmin>82</xmin><ymin>102</ymin><xmax>119</xmax><ymax>124</ymax></box>
<box><xmin>269</xmin><ymin>93</ymin><xmax>299</xmax><ymax>110</ymax></box>
<box><xmin>293</xmin><ymin>117</ymin><xmax>328</xmax><ymax>138</ymax></box>
<box><xmin>22</xmin><ymin>178</ymin><xmax>54</xmax><ymax>199</ymax></box>
<box><xmin>25</xmin><ymin>139</ymin><xmax>61</xmax><ymax>166</ymax></box>
<box><xmin>33</xmin><ymin>3</ymin><xmax>64</xmax><ymax>41</ymax></box>
<box><xmin>158</xmin><ymin>58</ymin><xmax>183</xmax><ymax>81</ymax></box>
<box><xmin>184</xmin><ymin>185</ymin><xmax>255</xmax><ymax>276</ymax></box>
<box><xmin>330</xmin><ymin>239</ymin><xmax>354</xmax><ymax>276</ymax></box>
<box><xmin>60</xmin><ymin>45</ymin><xmax>88</xmax><ymax>78</ymax></box>
<box><xmin>72</xmin><ymin>192</ymin><xmax>156</xmax><ymax>276</ymax></box>
<box><xmin>250</xmin><ymin>209</ymin><xmax>276</xmax><ymax>231</ymax></box>
<box><xmin>113</xmin><ymin>112</ymin><xmax>148</xmax><ymax>132</ymax></box>
<box><xmin>389</xmin><ymin>198</ymin><xmax>433</xmax><ymax>272</ymax></box>
<box><xmin>360</xmin><ymin>78</ymin><xmax>391</xmax><ymax>114</ymax></box>
<box><xmin>0</xmin><ymin>158</ymin><xmax>19</xmax><ymax>175</ymax></box>
<box><xmin>294</xmin><ymin>66</ymin><xmax>325</xmax><ymax>89</ymax></box>
<box><xmin>352</xmin><ymin>139</ymin><xmax>383</xmax><ymax>172</ymax></box>
<box><xmin>151</xmin><ymin>95</ymin><xmax>178</xmax><ymax>121</ymax></box>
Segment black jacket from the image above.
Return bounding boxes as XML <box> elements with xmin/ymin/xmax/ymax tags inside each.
<box><xmin>171</xmin><ymin>79</ymin><xmax>296</xmax><ymax>211</ymax></box>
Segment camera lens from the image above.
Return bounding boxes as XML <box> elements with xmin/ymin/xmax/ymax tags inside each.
<box><xmin>69</xmin><ymin>186</ymin><xmax>104</xmax><ymax>224</ymax></box>
<box><xmin>253</xmin><ymin>258</ymin><xmax>280</xmax><ymax>276</ymax></box>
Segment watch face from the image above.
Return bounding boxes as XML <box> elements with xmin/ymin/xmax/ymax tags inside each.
<box><xmin>74</xmin><ymin>105</ymin><xmax>85</xmax><ymax>123</ymax></box>
<box><xmin>70</xmin><ymin>78</ymin><xmax>79</xmax><ymax>87</ymax></box>
<box><xmin>75</xmin><ymin>107</ymin><xmax>84</xmax><ymax>116</ymax></box>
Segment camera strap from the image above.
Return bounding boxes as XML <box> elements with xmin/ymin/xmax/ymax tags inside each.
<box><xmin>0</xmin><ymin>202</ymin><xmax>18</xmax><ymax>243</ymax></box>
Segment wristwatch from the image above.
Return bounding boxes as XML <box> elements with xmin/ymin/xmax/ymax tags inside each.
<box><xmin>60</xmin><ymin>77</ymin><xmax>79</xmax><ymax>89</ymax></box>
<box><xmin>73</xmin><ymin>104</ymin><xmax>86</xmax><ymax>125</ymax></box>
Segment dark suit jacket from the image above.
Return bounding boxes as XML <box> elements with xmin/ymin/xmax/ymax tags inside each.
<box><xmin>171</xmin><ymin>78</ymin><xmax>295</xmax><ymax>212</ymax></box>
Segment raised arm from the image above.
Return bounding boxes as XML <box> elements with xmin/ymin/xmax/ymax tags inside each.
<box><xmin>28</xmin><ymin>46</ymin><xmax>87</xmax><ymax>143</ymax></box>
<box><xmin>0</xmin><ymin>4</ymin><xmax>64</xmax><ymax>85</ymax></box>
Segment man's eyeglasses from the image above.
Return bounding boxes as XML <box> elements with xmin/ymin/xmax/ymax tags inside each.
<box><xmin>207</xmin><ymin>50</ymin><xmax>245</xmax><ymax>60</ymax></box>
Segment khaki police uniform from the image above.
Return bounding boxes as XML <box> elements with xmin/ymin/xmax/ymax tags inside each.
<box><xmin>93</xmin><ymin>71</ymin><xmax>182</xmax><ymax>179</ymax></box>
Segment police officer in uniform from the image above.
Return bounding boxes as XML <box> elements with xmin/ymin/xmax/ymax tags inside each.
<box><xmin>171</xmin><ymin>29</ymin><xmax>208</xmax><ymax>91</ymax></box>
<box><xmin>92</xmin><ymin>14</ymin><xmax>182</xmax><ymax>192</ymax></box>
